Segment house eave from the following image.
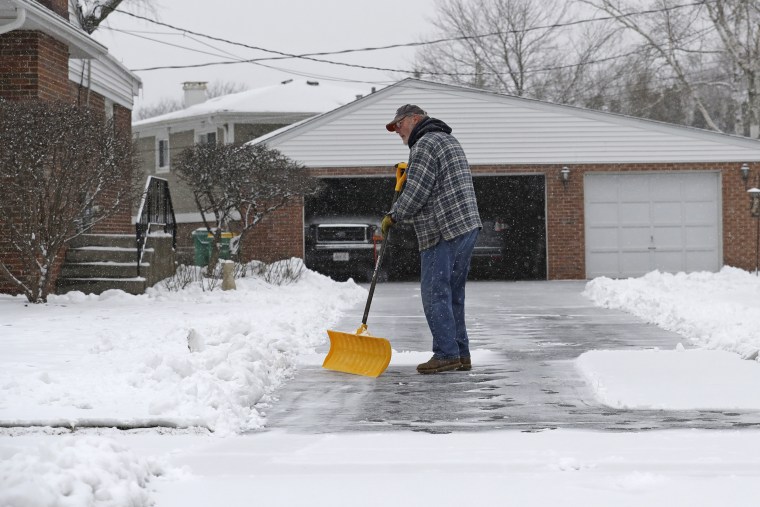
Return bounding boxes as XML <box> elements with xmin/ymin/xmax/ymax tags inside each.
<box><xmin>2</xmin><ymin>0</ymin><xmax>107</xmax><ymax>58</ymax></box>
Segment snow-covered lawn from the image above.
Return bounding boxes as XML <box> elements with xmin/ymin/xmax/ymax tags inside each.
<box><xmin>1</xmin><ymin>263</ymin><xmax>760</xmax><ymax>506</ymax></box>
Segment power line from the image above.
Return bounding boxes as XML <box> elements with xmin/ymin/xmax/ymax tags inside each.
<box><xmin>118</xmin><ymin>1</ymin><xmax>710</xmax><ymax>74</ymax></box>
<box><xmin>105</xmin><ymin>26</ymin><xmax>394</xmax><ymax>86</ymax></box>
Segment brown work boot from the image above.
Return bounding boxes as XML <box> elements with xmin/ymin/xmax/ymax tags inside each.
<box><xmin>417</xmin><ymin>356</ymin><xmax>462</xmax><ymax>374</ymax></box>
<box><xmin>457</xmin><ymin>357</ymin><xmax>472</xmax><ymax>371</ymax></box>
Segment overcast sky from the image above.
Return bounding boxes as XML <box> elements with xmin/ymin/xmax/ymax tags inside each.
<box><xmin>92</xmin><ymin>0</ymin><xmax>440</xmax><ymax>111</ymax></box>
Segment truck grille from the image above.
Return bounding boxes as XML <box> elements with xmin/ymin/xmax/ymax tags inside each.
<box><xmin>316</xmin><ymin>226</ymin><xmax>369</xmax><ymax>243</ymax></box>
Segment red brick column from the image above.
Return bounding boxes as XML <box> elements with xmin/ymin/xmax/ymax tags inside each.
<box><xmin>723</xmin><ymin>162</ymin><xmax>760</xmax><ymax>271</ymax></box>
<box><xmin>92</xmin><ymin>104</ymin><xmax>135</xmax><ymax>234</ymax></box>
<box><xmin>546</xmin><ymin>165</ymin><xmax>585</xmax><ymax>279</ymax></box>
<box><xmin>240</xmin><ymin>198</ymin><xmax>305</xmax><ymax>263</ymax></box>
<box><xmin>0</xmin><ymin>31</ymin><xmax>69</xmax><ymax>101</ymax></box>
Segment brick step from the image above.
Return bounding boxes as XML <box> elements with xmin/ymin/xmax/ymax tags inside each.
<box><xmin>66</xmin><ymin>247</ymin><xmax>153</xmax><ymax>263</ymax></box>
<box><xmin>57</xmin><ymin>234</ymin><xmax>174</xmax><ymax>296</ymax></box>
<box><xmin>59</xmin><ymin>262</ymin><xmax>148</xmax><ymax>279</ymax></box>
<box><xmin>68</xmin><ymin>234</ymin><xmax>136</xmax><ymax>249</ymax></box>
<box><xmin>55</xmin><ymin>277</ymin><xmax>147</xmax><ymax>296</ymax></box>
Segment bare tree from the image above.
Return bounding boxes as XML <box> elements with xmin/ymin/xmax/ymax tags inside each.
<box><xmin>581</xmin><ymin>0</ymin><xmax>760</xmax><ymax>137</ymax></box>
<box><xmin>174</xmin><ymin>143</ymin><xmax>320</xmax><ymax>272</ymax></box>
<box><xmin>133</xmin><ymin>97</ymin><xmax>182</xmax><ymax>121</ymax></box>
<box><xmin>414</xmin><ymin>0</ymin><xmax>618</xmax><ymax>103</ymax></box>
<box><xmin>703</xmin><ymin>0</ymin><xmax>760</xmax><ymax>137</ymax></box>
<box><xmin>0</xmin><ymin>101</ymin><xmax>140</xmax><ymax>303</ymax></box>
<box><xmin>74</xmin><ymin>0</ymin><xmax>154</xmax><ymax>34</ymax></box>
<box><xmin>134</xmin><ymin>81</ymin><xmax>251</xmax><ymax>121</ymax></box>
<box><xmin>206</xmin><ymin>81</ymin><xmax>249</xmax><ymax>99</ymax></box>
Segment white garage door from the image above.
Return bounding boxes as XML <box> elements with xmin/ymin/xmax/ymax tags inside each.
<box><xmin>585</xmin><ymin>172</ymin><xmax>721</xmax><ymax>278</ymax></box>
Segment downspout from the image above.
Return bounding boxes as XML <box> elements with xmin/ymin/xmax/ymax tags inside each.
<box><xmin>0</xmin><ymin>5</ymin><xmax>27</xmax><ymax>36</ymax></box>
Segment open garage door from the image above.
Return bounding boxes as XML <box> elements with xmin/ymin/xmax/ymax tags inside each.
<box><xmin>584</xmin><ymin>172</ymin><xmax>722</xmax><ymax>278</ymax></box>
<box><xmin>305</xmin><ymin>175</ymin><xmax>546</xmax><ymax>281</ymax></box>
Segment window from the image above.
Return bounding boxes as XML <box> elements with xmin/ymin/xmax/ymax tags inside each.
<box><xmin>198</xmin><ymin>131</ymin><xmax>217</xmax><ymax>145</ymax></box>
<box><xmin>157</xmin><ymin>139</ymin><xmax>169</xmax><ymax>173</ymax></box>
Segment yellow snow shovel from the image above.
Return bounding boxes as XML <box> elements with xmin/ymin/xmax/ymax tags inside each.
<box><xmin>323</xmin><ymin>163</ymin><xmax>408</xmax><ymax>377</ymax></box>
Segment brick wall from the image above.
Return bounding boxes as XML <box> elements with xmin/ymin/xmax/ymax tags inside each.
<box><xmin>91</xmin><ymin>104</ymin><xmax>135</xmax><ymax>234</ymax></box>
<box><xmin>0</xmin><ymin>31</ymin><xmax>69</xmax><ymax>101</ymax></box>
<box><xmin>239</xmin><ymin>198</ymin><xmax>305</xmax><ymax>263</ymax></box>
<box><xmin>126</xmin><ymin>161</ymin><xmax>760</xmax><ymax>277</ymax></box>
<box><xmin>0</xmin><ymin>8</ymin><xmax>138</xmax><ymax>295</ymax></box>
<box><xmin>282</xmin><ymin>163</ymin><xmax>759</xmax><ymax>280</ymax></box>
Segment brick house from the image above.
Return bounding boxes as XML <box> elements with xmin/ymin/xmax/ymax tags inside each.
<box><xmin>132</xmin><ymin>79</ymin><xmax>370</xmax><ymax>263</ymax></box>
<box><xmin>0</xmin><ymin>0</ymin><xmax>151</xmax><ymax>295</ymax></box>
<box><xmin>245</xmin><ymin>78</ymin><xmax>760</xmax><ymax>280</ymax></box>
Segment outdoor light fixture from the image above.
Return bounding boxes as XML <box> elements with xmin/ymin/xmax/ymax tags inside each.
<box><xmin>741</xmin><ymin>163</ymin><xmax>750</xmax><ymax>188</ymax></box>
<box><xmin>749</xmin><ymin>187</ymin><xmax>760</xmax><ymax>218</ymax></box>
<box><xmin>748</xmin><ymin>187</ymin><xmax>760</xmax><ymax>276</ymax></box>
<box><xmin>561</xmin><ymin>166</ymin><xmax>571</xmax><ymax>188</ymax></box>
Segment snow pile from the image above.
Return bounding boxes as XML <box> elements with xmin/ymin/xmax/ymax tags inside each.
<box><xmin>583</xmin><ymin>267</ymin><xmax>760</xmax><ymax>360</ymax></box>
<box><xmin>0</xmin><ymin>260</ymin><xmax>366</xmax><ymax>434</ymax></box>
<box><xmin>0</xmin><ymin>436</ymin><xmax>162</xmax><ymax>507</ymax></box>
<box><xmin>577</xmin><ymin>348</ymin><xmax>760</xmax><ymax>410</ymax></box>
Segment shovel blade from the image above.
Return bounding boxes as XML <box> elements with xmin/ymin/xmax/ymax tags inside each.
<box><xmin>323</xmin><ymin>329</ymin><xmax>392</xmax><ymax>377</ymax></box>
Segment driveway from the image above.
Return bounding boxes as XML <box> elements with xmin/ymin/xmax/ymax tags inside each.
<box><xmin>262</xmin><ymin>281</ymin><xmax>760</xmax><ymax>433</ymax></box>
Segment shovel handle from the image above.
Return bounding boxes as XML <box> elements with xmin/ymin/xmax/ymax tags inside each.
<box><xmin>361</xmin><ymin>162</ymin><xmax>407</xmax><ymax>326</ymax></box>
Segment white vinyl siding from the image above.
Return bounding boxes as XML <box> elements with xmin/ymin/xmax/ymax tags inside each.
<box><xmin>69</xmin><ymin>57</ymin><xmax>140</xmax><ymax>109</ymax></box>
<box><xmin>584</xmin><ymin>172</ymin><xmax>721</xmax><ymax>278</ymax></box>
<box><xmin>262</xmin><ymin>80</ymin><xmax>760</xmax><ymax>168</ymax></box>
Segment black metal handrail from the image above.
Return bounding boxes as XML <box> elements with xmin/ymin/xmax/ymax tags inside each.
<box><xmin>136</xmin><ymin>176</ymin><xmax>177</xmax><ymax>276</ymax></box>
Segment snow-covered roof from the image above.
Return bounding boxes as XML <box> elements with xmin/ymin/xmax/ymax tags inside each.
<box><xmin>250</xmin><ymin>78</ymin><xmax>760</xmax><ymax>167</ymax></box>
<box><xmin>133</xmin><ymin>79</ymin><xmax>374</xmax><ymax>127</ymax></box>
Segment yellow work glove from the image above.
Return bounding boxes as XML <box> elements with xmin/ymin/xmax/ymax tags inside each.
<box><xmin>381</xmin><ymin>215</ymin><xmax>395</xmax><ymax>237</ymax></box>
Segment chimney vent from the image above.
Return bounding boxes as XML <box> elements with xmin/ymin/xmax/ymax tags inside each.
<box><xmin>182</xmin><ymin>81</ymin><xmax>208</xmax><ymax>107</ymax></box>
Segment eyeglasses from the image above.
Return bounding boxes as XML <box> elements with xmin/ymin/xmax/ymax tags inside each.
<box><xmin>394</xmin><ymin>115</ymin><xmax>410</xmax><ymax>130</ymax></box>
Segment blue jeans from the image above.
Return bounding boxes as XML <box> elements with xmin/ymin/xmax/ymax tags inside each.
<box><xmin>419</xmin><ymin>228</ymin><xmax>479</xmax><ymax>360</ymax></box>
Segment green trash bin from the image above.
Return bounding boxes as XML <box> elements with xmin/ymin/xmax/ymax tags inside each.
<box><xmin>192</xmin><ymin>229</ymin><xmax>236</xmax><ymax>266</ymax></box>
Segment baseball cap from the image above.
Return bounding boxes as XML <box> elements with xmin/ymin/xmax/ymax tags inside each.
<box><xmin>386</xmin><ymin>104</ymin><xmax>427</xmax><ymax>132</ymax></box>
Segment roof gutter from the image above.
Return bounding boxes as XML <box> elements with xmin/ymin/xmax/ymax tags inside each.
<box><xmin>0</xmin><ymin>3</ymin><xmax>26</xmax><ymax>36</ymax></box>
<box><xmin>4</xmin><ymin>0</ymin><xmax>107</xmax><ymax>58</ymax></box>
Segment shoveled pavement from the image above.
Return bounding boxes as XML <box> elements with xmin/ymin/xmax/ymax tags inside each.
<box><xmin>261</xmin><ymin>281</ymin><xmax>760</xmax><ymax>434</ymax></box>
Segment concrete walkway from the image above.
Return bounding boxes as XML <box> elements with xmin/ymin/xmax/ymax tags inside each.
<box><xmin>262</xmin><ymin>281</ymin><xmax>760</xmax><ymax>433</ymax></box>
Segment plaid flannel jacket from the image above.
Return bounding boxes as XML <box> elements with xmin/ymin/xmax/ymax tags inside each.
<box><xmin>390</xmin><ymin>130</ymin><xmax>482</xmax><ymax>251</ymax></box>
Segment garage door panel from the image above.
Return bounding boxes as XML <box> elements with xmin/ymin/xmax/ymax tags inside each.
<box><xmin>684</xmin><ymin>201</ymin><xmax>717</xmax><ymax>222</ymax></box>
<box><xmin>585</xmin><ymin>172</ymin><xmax>721</xmax><ymax>278</ymax></box>
<box><xmin>586</xmin><ymin>175</ymin><xmax>619</xmax><ymax>197</ymax></box>
<box><xmin>650</xmin><ymin>175</ymin><xmax>682</xmax><ymax>200</ymax></box>
<box><xmin>619</xmin><ymin>251</ymin><xmax>651</xmax><ymax>274</ymax></box>
<box><xmin>587</xmin><ymin>202</ymin><xmax>619</xmax><ymax>223</ymax></box>
<box><xmin>624</xmin><ymin>175</ymin><xmax>650</xmax><ymax>196</ymax></box>
<box><xmin>653</xmin><ymin>250</ymin><xmax>684</xmax><ymax>272</ymax></box>
<box><xmin>652</xmin><ymin>202</ymin><xmax>682</xmax><ymax>223</ymax></box>
<box><xmin>687</xmin><ymin>250</ymin><xmax>720</xmax><ymax>272</ymax></box>
<box><xmin>685</xmin><ymin>225</ymin><xmax>718</xmax><ymax>248</ymax></box>
<box><xmin>593</xmin><ymin>252</ymin><xmax>620</xmax><ymax>274</ymax></box>
<box><xmin>620</xmin><ymin>202</ymin><xmax>650</xmax><ymax>223</ymax></box>
<box><xmin>587</xmin><ymin>227</ymin><xmax>618</xmax><ymax>249</ymax></box>
<box><xmin>653</xmin><ymin>226</ymin><xmax>683</xmax><ymax>248</ymax></box>
<box><xmin>620</xmin><ymin>226</ymin><xmax>651</xmax><ymax>249</ymax></box>
<box><xmin>681</xmin><ymin>178</ymin><xmax>717</xmax><ymax>200</ymax></box>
